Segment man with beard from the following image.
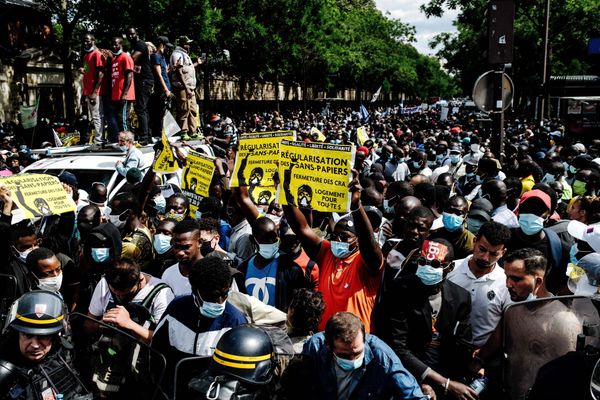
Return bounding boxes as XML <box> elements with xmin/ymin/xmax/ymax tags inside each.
<box><xmin>379</xmin><ymin>239</ymin><xmax>475</xmax><ymax>399</ymax></box>
<box><xmin>447</xmin><ymin>221</ymin><xmax>512</xmax><ymax>347</ymax></box>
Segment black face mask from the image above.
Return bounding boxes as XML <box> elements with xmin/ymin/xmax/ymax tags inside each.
<box><xmin>200</xmin><ymin>240</ymin><xmax>215</xmax><ymax>257</ymax></box>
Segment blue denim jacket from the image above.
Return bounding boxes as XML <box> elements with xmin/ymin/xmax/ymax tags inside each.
<box><xmin>302</xmin><ymin>332</ymin><xmax>427</xmax><ymax>400</ymax></box>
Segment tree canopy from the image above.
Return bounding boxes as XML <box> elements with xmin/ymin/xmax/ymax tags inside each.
<box><xmin>39</xmin><ymin>0</ymin><xmax>459</xmax><ymax>104</ymax></box>
<box><xmin>423</xmin><ymin>0</ymin><xmax>600</xmax><ymax>111</ymax></box>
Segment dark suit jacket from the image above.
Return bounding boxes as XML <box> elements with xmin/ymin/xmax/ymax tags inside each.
<box><xmin>380</xmin><ymin>276</ymin><xmax>473</xmax><ymax>381</ymax></box>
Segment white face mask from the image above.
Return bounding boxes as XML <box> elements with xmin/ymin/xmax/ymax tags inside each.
<box><xmin>13</xmin><ymin>246</ymin><xmax>36</xmax><ymax>263</ymax></box>
<box><xmin>108</xmin><ymin>210</ymin><xmax>128</xmax><ymax>229</ymax></box>
<box><xmin>38</xmin><ymin>273</ymin><xmax>63</xmax><ymax>292</ymax></box>
<box><xmin>470</xmin><ymin>144</ymin><xmax>480</xmax><ymax>153</ymax></box>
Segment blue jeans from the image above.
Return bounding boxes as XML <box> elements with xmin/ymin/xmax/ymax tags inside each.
<box><xmin>102</xmin><ymin>95</ymin><xmax>119</xmax><ymax>143</ymax></box>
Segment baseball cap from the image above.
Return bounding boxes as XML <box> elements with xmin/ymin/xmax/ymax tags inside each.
<box><xmin>468</xmin><ymin>198</ymin><xmax>493</xmax><ymax>221</ymax></box>
<box><xmin>177</xmin><ymin>35</ymin><xmax>193</xmax><ymax>45</ymax></box>
<box><xmin>335</xmin><ymin>214</ymin><xmax>356</xmax><ymax>235</ymax></box>
<box><xmin>58</xmin><ymin>171</ymin><xmax>78</xmax><ymax>187</ymax></box>
<box><xmin>156</xmin><ymin>36</ymin><xmax>173</xmax><ymax>48</ymax></box>
<box><xmin>568</xmin><ymin>220</ymin><xmax>600</xmax><ymax>253</ymax></box>
<box><xmin>518</xmin><ymin>189</ymin><xmax>551</xmax><ymax>212</ymax></box>
<box><xmin>449</xmin><ymin>144</ymin><xmax>462</xmax><ymax>154</ymax></box>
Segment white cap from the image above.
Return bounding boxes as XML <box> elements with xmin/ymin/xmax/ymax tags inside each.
<box><xmin>567</xmin><ymin>220</ymin><xmax>600</xmax><ymax>253</ymax></box>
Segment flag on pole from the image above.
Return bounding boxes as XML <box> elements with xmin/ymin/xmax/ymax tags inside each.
<box><xmin>52</xmin><ymin>129</ymin><xmax>63</xmax><ymax>147</ymax></box>
<box><xmin>20</xmin><ymin>100</ymin><xmax>39</xmax><ymax>129</ymax></box>
<box><xmin>371</xmin><ymin>86</ymin><xmax>382</xmax><ymax>103</ymax></box>
<box><xmin>359</xmin><ymin>104</ymin><xmax>370</xmax><ymax>122</ymax></box>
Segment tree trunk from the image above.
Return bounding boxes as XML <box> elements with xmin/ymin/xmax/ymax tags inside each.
<box><xmin>203</xmin><ymin>52</ymin><xmax>210</xmax><ymax>115</ymax></box>
<box><xmin>274</xmin><ymin>73</ymin><xmax>280</xmax><ymax>113</ymax></box>
<box><xmin>61</xmin><ymin>30</ymin><xmax>75</xmax><ymax>124</ymax></box>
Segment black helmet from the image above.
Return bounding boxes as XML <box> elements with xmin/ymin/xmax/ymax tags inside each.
<box><xmin>5</xmin><ymin>290</ymin><xmax>65</xmax><ymax>335</ymax></box>
<box><xmin>210</xmin><ymin>325</ymin><xmax>274</xmax><ymax>385</ymax></box>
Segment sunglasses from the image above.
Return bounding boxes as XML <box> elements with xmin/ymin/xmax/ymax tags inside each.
<box><xmin>416</xmin><ymin>256</ymin><xmax>454</xmax><ymax>270</ymax></box>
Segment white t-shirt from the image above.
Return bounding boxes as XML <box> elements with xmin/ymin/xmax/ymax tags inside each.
<box><xmin>88</xmin><ymin>274</ymin><xmax>174</xmax><ymax>324</ymax></box>
<box><xmin>447</xmin><ymin>256</ymin><xmax>511</xmax><ymax>347</ymax></box>
<box><xmin>161</xmin><ymin>262</ymin><xmax>241</xmax><ymax>298</ymax></box>
<box><xmin>161</xmin><ymin>263</ymin><xmax>191</xmax><ymax>297</ymax></box>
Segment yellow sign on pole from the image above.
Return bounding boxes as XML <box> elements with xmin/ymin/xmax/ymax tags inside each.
<box><xmin>0</xmin><ymin>174</ymin><xmax>76</xmax><ymax>219</ymax></box>
<box><xmin>230</xmin><ymin>131</ymin><xmax>295</xmax><ymax>190</ymax></box>
<box><xmin>153</xmin><ymin>132</ymin><xmax>179</xmax><ymax>173</ymax></box>
<box><xmin>357</xmin><ymin>126</ymin><xmax>369</xmax><ymax>146</ymax></box>
<box><xmin>182</xmin><ymin>150</ymin><xmax>216</xmax><ymax>214</ymax></box>
<box><xmin>277</xmin><ymin>140</ymin><xmax>354</xmax><ymax>213</ymax></box>
<box><xmin>310</xmin><ymin>126</ymin><xmax>326</xmax><ymax>142</ymax></box>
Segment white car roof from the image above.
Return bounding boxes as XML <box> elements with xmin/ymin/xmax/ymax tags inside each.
<box><xmin>22</xmin><ymin>152</ymin><xmax>155</xmax><ymax>172</ymax></box>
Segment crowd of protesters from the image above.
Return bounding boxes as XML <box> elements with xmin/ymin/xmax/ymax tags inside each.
<box><xmin>0</xmin><ymin>28</ymin><xmax>599</xmax><ymax>400</ymax></box>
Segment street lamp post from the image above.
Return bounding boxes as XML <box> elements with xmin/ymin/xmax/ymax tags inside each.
<box><xmin>539</xmin><ymin>0</ymin><xmax>551</xmax><ymax>121</ymax></box>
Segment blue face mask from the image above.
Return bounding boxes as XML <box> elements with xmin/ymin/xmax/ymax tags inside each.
<box><xmin>436</xmin><ymin>154</ymin><xmax>445</xmax><ymax>162</ymax></box>
<box><xmin>331</xmin><ymin>241</ymin><xmax>352</xmax><ymax>259</ymax></box>
<box><xmin>153</xmin><ymin>233</ymin><xmax>172</xmax><ymax>255</ymax></box>
<box><xmin>258</xmin><ymin>241</ymin><xmax>280</xmax><ymax>259</ymax></box>
<box><xmin>466</xmin><ymin>172</ymin><xmax>476</xmax><ymax>178</ymax></box>
<box><xmin>196</xmin><ymin>290</ymin><xmax>226</xmax><ymax>319</ymax></box>
<box><xmin>91</xmin><ymin>247</ymin><xmax>110</xmax><ymax>263</ymax></box>
<box><xmin>518</xmin><ymin>213</ymin><xmax>545</xmax><ymax>236</ymax></box>
<box><xmin>153</xmin><ymin>195</ymin><xmax>166</xmax><ymax>214</ymax></box>
<box><xmin>335</xmin><ymin>353</ymin><xmax>364</xmax><ymax>372</ymax></box>
<box><xmin>442</xmin><ymin>212</ymin><xmax>464</xmax><ymax>232</ymax></box>
<box><xmin>413</xmin><ymin>161</ymin><xmax>422</xmax><ymax>169</ymax></box>
<box><xmin>416</xmin><ymin>264</ymin><xmax>444</xmax><ymax>286</ymax></box>
<box><xmin>449</xmin><ymin>154</ymin><xmax>461</xmax><ymax>164</ymax></box>
<box><xmin>467</xmin><ymin>217</ymin><xmax>484</xmax><ymax>235</ymax></box>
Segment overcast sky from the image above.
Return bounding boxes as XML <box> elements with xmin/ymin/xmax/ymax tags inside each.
<box><xmin>374</xmin><ymin>0</ymin><xmax>459</xmax><ymax>56</ymax></box>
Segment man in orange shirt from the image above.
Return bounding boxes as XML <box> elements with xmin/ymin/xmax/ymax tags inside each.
<box><xmin>110</xmin><ymin>37</ymin><xmax>135</xmax><ymax>132</ymax></box>
<box><xmin>284</xmin><ymin>173</ymin><xmax>383</xmax><ymax>332</ymax></box>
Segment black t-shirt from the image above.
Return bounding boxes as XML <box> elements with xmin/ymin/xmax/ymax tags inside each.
<box><xmin>507</xmin><ymin>228</ymin><xmax>568</xmax><ymax>293</ymax></box>
<box><xmin>132</xmin><ymin>40</ymin><xmax>153</xmax><ymax>83</ymax></box>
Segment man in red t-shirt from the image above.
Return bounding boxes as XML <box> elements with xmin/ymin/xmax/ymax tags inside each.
<box><xmin>80</xmin><ymin>33</ymin><xmax>104</xmax><ymax>145</ymax></box>
<box><xmin>110</xmin><ymin>37</ymin><xmax>135</xmax><ymax>133</ymax></box>
<box><xmin>284</xmin><ymin>172</ymin><xmax>384</xmax><ymax>332</ymax></box>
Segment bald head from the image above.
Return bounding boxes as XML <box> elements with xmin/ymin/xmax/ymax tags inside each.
<box><xmin>410</xmin><ymin>174</ymin><xmax>431</xmax><ymax>187</ymax></box>
<box><xmin>396</xmin><ymin>196</ymin><xmax>422</xmax><ymax>220</ymax></box>
<box><xmin>481</xmin><ymin>179</ymin><xmax>507</xmax><ymax>208</ymax></box>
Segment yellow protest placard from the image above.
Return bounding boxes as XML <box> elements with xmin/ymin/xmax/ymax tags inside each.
<box><xmin>154</xmin><ymin>132</ymin><xmax>179</xmax><ymax>173</ymax></box>
<box><xmin>278</xmin><ymin>140</ymin><xmax>354</xmax><ymax>213</ymax></box>
<box><xmin>357</xmin><ymin>126</ymin><xmax>369</xmax><ymax>146</ymax></box>
<box><xmin>310</xmin><ymin>126</ymin><xmax>326</xmax><ymax>142</ymax></box>
<box><xmin>0</xmin><ymin>174</ymin><xmax>76</xmax><ymax>219</ymax></box>
<box><xmin>182</xmin><ymin>150</ymin><xmax>215</xmax><ymax>213</ymax></box>
<box><xmin>230</xmin><ymin>131</ymin><xmax>295</xmax><ymax>189</ymax></box>
<box><xmin>250</xmin><ymin>186</ymin><xmax>277</xmax><ymax>206</ymax></box>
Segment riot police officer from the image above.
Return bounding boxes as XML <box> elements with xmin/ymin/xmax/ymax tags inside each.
<box><xmin>0</xmin><ymin>290</ymin><xmax>90</xmax><ymax>399</ymax></box>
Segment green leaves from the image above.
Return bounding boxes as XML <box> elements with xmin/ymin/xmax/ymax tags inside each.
<box><xmin>43</xmin><ymin>0</ymin><xmax>458</xmax><ymax>102</ymax></box>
